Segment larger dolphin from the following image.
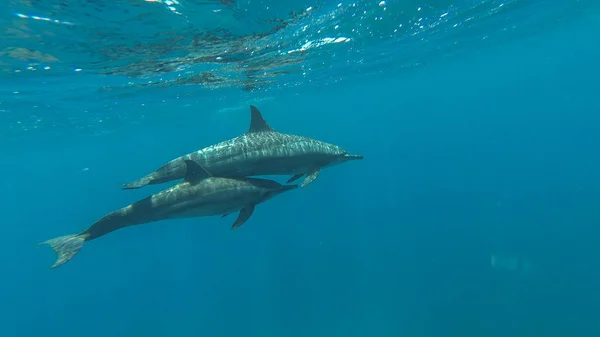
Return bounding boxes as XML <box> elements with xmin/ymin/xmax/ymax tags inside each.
<box><xmin>121</xmin><ymin>105</ymin><xmax>363</xmax><ymax>190</ymax></box>
<box><xmin>40</xmin><ymin>160</ymin><xmax>297</xmax><ymax>269</ymax></box>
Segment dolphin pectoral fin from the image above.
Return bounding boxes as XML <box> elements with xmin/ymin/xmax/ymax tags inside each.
<box><xmin>39</xmin><ymin>234</ymin><xmax>86</xmax><ymax>269</ymax></box>
<box><xmin>287</xmin><ymin>174</ymin><xmax>304</xmax><ymax>183</ymax></box>
<box><xmin>231</xmin><ymin>205</ymin><xmax>255</xmax><ymax>229</ymax></box>
<box><xmin>301</xmin><ymin>168</ymin><xmax>320</xmax><ymax>188</ymax></box>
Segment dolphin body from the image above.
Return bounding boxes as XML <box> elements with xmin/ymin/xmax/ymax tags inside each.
<box><xmin>121</xmin><ymin>105</ymin><xmax>363</xmax><ymax>190</ymax></box>
<box><xmin>40</xmin><ymin>160</ymin><xmax>297</xmax><ymax>269</ymax></box>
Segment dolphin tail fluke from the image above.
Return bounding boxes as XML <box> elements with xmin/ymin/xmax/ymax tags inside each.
<box><xmin>39</xmin><ymin>234</ymin><xmax>86</xmax><ymax>269</ymax></box>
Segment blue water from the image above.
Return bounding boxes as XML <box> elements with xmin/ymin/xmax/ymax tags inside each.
<box><xmin>2</xmin><ymin>0</ymin><xmax>600</xmax><ymax>336</ymax></box>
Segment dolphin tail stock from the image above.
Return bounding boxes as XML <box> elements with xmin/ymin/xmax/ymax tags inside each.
<box><xmin>39</xmin><ymin>234</ymin><xmax>86</xmax><ymax>269</ymax></box>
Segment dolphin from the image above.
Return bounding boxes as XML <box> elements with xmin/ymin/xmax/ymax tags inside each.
<box><xmin>40</xmin><ymin>160</ymin><xmax>297</xmax><ymax>269</ymax></box>
<box><xmin>121</xmin><ymin>105</ymin><xmax>363</xmax><ymax>190</ymax></box>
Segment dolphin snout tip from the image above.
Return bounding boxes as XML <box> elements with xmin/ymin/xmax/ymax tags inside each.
<box><xmin>345</xmin><ymin>154</ymin><xmax>363</xmax><ymax>160</ymax></box>
<box><xmin>281</xmin><ymin>184</ymin><xmax>299</xmax><ymax>192</ymax></box>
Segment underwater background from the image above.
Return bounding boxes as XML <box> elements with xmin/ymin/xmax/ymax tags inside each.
<box><xmin>1</xmin><ymin>0</ymin><xmax>600</xmax><ymax>336</ymax></box>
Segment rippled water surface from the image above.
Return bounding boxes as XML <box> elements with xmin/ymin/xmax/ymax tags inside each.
<box><xmin>0</xmin><ymin>0</ymin><xmax>598</xmax><ymax>139</ymax></box>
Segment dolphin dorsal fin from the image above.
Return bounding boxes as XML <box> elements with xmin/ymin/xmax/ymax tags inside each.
<box><xmin>248</xmin><ymin>105</ymin><xmax>275</xmax><ymax>133</ymax></box>
<box><xmin>183</xmin><ymin>160</ymin><xmax>212</xmax><ymax>184</ymax></box>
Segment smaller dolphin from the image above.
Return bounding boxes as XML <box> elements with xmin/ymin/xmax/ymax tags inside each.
<box><xmin>121</xmin><ymin>105</ymin><xmax>363</xmax><ymax>190</ymax></box>
<box><xmin>40</xmin><ymin>160</ymin><xmax>297</xmax><ymax>269</ymax></box>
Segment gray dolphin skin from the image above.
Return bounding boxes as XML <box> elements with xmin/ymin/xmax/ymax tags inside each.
<box><xmin>40</xmin><ymin>160</ymin><xmax>297</xmax><ymax>269</ymax></box>
<box><xmin>121</xmin><ymin>105</ymin><xmax>363</xmax><ymax>190</ymax></box>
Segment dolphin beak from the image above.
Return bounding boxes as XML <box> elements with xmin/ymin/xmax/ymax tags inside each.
<box><xmin>344</xmin><ymin>154</ymin><xmax>363</xmax><ymax>160</ymax></box>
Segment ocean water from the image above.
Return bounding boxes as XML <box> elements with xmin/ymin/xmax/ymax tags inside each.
<box><xmin>1</xmin><ymin>0</ymin><xmax>600</xmax><ymax>336</ymax></box>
